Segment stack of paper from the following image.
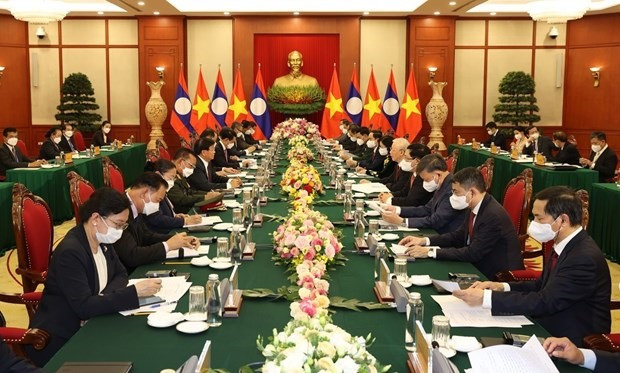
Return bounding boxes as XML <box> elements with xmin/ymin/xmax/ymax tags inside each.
<box><xmin>431</xmin><ymin>295</ymin><xmax>533</xmax><ymax>328</ymax></box>
<box><xmin>120</xmin><ymin>277</ymin><xmax>192</xmax><ymax>316</ymax></box>
<box><xmin>183</xmin><ymin>216</ymin><xmax>223</xmax><ymax>228</ymax></box>
<box><xmin>352</xmin><ymin>183</ymin><xmax>390</xmax><ymax>194</ymax></box>
<box><xmin>468</xmin><ymin>335</ymin><xmax>559</xmax><ymax>373</ymax></box>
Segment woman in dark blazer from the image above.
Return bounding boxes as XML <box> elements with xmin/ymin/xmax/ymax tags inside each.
<box><xmin>91</xmin><ymin>120</ymin><xmax>113</xmax><ymax>147</ymax></box>
<box><xmin>145</xmin><ymin>159</ymin><xmax>201</xmax><ymax>234</ymax></box>
<box><xmin>38</xmin><ymin>126</ymin><xmax>63</xmax><ymax>160</ymax></box>
<box><xmin>26</xmin><ymin>188</ymin><xmax>162</xmax><ymax>367</ymax></box>
<box><xmin>373</xmin><ymin>135</ymin><xmax>397</xmax><ymax>179</ymax></box>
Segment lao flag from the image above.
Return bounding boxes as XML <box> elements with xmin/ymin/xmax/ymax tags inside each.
<box><xmin>189</xmin><ymin>67</ymin><xmax>216</xmax><ymax>134</ymax></box>
<box><xmin>249</xmin><ymin>65</ymin><xmax>270</xmax><ymax>140</ymax></box>
<box><xmin>209</xmin><ymin>68</ymin><xmax>229</xmax><ymax>128</ymax></box>
<box><xmin>321</xmin><ymin>66</ymin><xmax>345</xmax><ymax>139</ymax></box>
<box><xmin>345</xmin><ymin>68</ymin><xmax>362</xmax><ymax>125</ymax></box>
<box><xmin>361</xmin><ymin>67</ymin><xmax>389</xmax><ymax>131</ymax></box>
<box><xmin>382</xmin><ymin>68</ymin><xmax>400</xmax><ymax>130</ymax></box>
<box><xmin>396</xmin><ymin>68</ymin><xmax>423</xmax><ymax>141</ymax></box>
<box><xmin>170</xmin><ymin>68</ymin><xmax>194</xmax><ymax>142</ymax></box>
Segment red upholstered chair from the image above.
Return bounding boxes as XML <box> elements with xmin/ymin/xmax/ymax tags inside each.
<box><xmin>102</xmin><ymin>156</ymin><xmax>125</xmax><ymax>193</ymax></box>
<box><xmin>73</xmin><ymin>130</ymin><xmax>87</xmax><ymax>151</ymax></box>
<box><xmin>477</xmin><ymin>158</ymin><xmax>494</xmax><ymax>193</ymax></box>
<box><xmin>67</xmin><ymin>171</ymin><xmax>95</xmax><ymax>224</ymax></box>
<box><xmin>16</xmin><ymin>139</ymin><xmax>29</xmax><ymax>158</ymax></box>
<box><xmin>11</xmin><ymin>184</ymin><xmax>53</xmax><ymax>297</ymax></box>
<box><xmin>0</xmin><ymin>291</ymin><xmax>42</xmax><ymax>324</ymax></box>
<box><xmin>159</xmin><ymin>145</ymin><xmax>171</xmax><ymax>160</ymax></box>
<box><xmin>0</xmin><ymin>310</ymin><xmax>49</xmax><ymax>359</ymax></box>
<box><xmin>445</xmin><ymin>149</ymin><xmax>459</xmax><ymax>174</ymax></box>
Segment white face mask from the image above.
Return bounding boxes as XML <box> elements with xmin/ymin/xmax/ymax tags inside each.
<box><xmin>226</xmin><ymin>142</ymin><xmax>234</xmax><ymax>150</ymax></box>
<box><xmin>527</xmin><ymin>218</ymin><xmax>560</xmax><ymax>243</ymax></box>
<box><xmin>591</xmin><ymin>144</ymin><xmax>602</xmax><ymax>153</ymax></box>
<box><xmin>96</xmin><ymin>218</ymin><xmax>124</xmax><ymax>244</ymax></box>
<box><xmin>245</xmin><ymin>130</ymin><xmax>252</xmax><ymax>135</ymax></box>
<box><xmin>182</xmin><ymin>167</ymin><xmax>194</xmax><ymax>178</ymax></box>
<box><xmin>343</xmin><ymin>130</ymin><xmax>348</xmax><ymax>135</ymax></box>
<box><xmin>339</xmin><ymin>125</ymin><xmax>345</xmax><ymax>132</ymax></box>
<box><xmin>514</xmin><ymin>134</ymin><xmax>522</xmax><ymax>141</ymax></box>
<box><xmin>250</xmin><ymin>129</ymin><xmax>255</xmax><ymax>135</ymax></box>
<box><xmin>449</xmin><ymin>193</ymin><xmax>469</xmax><ymax>210</ymax></box>
<box><xmin>166</xmin><ymin>179</ymin><xmax>174</xmax><ymax>191</ymax></box>
<box><xmin>349</xmin><ymin>135</ymin><xmax>356</xmax><ymax>141</ymax></box>
<box><xmin>422</xmin><ymin>175</ymin><xmax>439</xmax><ymax>192</ymax></box>
<box><xmin>356</xmin><ymin>138</ymin><xmax>364</xmax><ymax>145</ymax></box>
<box><xmin>7</xmin><ymin>137</ymin><xmax>18</xmax><ymax>146</ymax></box>
<box><xmin>142</xmin><ymin>193</ymin><xmax>159</xmax><ymax>216</ymax></box>
<box><xmin>65</xmin><ymin>130</ymin><xmax>74</xmax><ymax>138</ymax></box>
<box><xmin>530</xmin><ymin>132</ymin><xmax>539</xmax><ymax>140</ymax></box>
<box><xmin>379</xmin><ymin>147</ymin><xmax>389</xmax><ymax>156</ymax></box>
<box><xmin>487</xmin><ymin>130</ymin><xmax>494</xmax><ymax>136</ymax></box>
<box><xmin>236</xmin><ymin>132</ymin><xmax>243</xmax><ymax>138</ymax></box>
<box><xmin>103</xmin><ymin>127</ymin><xmax>111</xmax><ymax>134</ymax></box>
<box><xmin>398</xmin><ymin>159</ymin><xmax>413</xmax><ymax>172</ymax></box>
<box><xmin>367</xmin><ymin>140</ymin><xmax>376</xmax><ymax>148</ymax></box>
<box><xmin>53</xmin><ymin>136</ymin><xmax>62</xmax><ymax>144</ymax></box>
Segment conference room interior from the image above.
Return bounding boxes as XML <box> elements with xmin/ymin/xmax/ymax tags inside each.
<box><xmin>2</xmin><ymin>0</ymin><xmax>620</xmax><ymax>371</ymax></box>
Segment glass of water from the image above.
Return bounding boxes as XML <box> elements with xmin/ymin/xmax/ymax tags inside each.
<box><xmin>216</xmin><ymin>237</ymin><xmax>230</xmax><ymax>259</ymax></box>
<box><xmin>232</xmin><ymin>208</ymin><xmax>243</xmax><ymax>225</ymax></box>
<box><xmin>431</xmin><ymin>315</ymin><xmax>451</xmax><ymax>347</ymax></box>
<box><xmin>188</xmin><ymin>285</ymin><xmax>205</xmax><ymax>318</ymax></box>
<box><xmin>393</xmin><ymin>258</ymin><xmax>408</xmax><ymax>283</ymax></box>
<box><xmin>369</xmin><ymin>219</ymin><xmax>380</xmax><ymax>237</ymax></box>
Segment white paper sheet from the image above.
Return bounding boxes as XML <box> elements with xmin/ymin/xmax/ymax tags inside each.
<box><xmin>352</xmin><ymin>182</ymin><xmax>390</xmax><ymax>194</ymax></box>
<box><xmin>432</xmin><ymin>279</ymin><xmax>461</xmax><ymax>293</ymax></box>
<box><xmin>183</xmin><ymin>216</ymin><xmax>223</xmax><ymax>228</ymax></box>
<box><xmin>390</xmin><ymin>244</ymin><xmax>408</xmax><ymax>255</ymax></box>
<box><xmin>223</xmin><ymin>200</ymin><xmax>241</xmax><ymax>208</ymax></box>
<box><xmin>120</xmin><ymin>277</ymin><xmax>191</xmax><ymax>316</ymax></box>
<box><xmin>166</xmin><ymin>247</ymin><xmax>200</xmax><ymax>259</ymax></box>
<box><xmin>431</xmin><ymin>295</ymin><xmax>533</xmax><ymax>328</ymax></box>
<box><xmin>468</xmin><ymin>335</ymin><xmax>559</xmax><ymax>373</ymax></box>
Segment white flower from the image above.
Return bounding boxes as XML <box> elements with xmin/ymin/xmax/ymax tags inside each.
<box><xmin>263</xmin><ymin>361</ymin><xmax>281</xmax><ymax>373</ymax></box>
<box><xmin>316</xmin><ymin>357</ymin><xmax>339</xmax><ymax>372</ymax></box>
<box><xmin>263</xmin><ymin>344</ymin><xmax>276</xmax><ymax>358</ymax></box>
<box><xmin>317</xmin><ymin>341</ymin><xmax>337</xmax><ymax>359</ymax></box>
<box><xmin>280</xmin><ymin>350</ymin><xmax>307</xmax><ymax>372</ymax></box>
<box><xmin>334</xmin><ymin>356</ymin><xmax>360</xmax><ymax>373</ymax></box>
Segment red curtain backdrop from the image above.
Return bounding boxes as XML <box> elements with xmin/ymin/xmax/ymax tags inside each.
<box><xmin>253</xmin><ymin>34</ymin><xmax>340</xmax><ymax>125</ymax></box>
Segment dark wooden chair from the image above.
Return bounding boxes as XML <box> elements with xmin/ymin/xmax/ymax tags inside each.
<box><xmin>0</xmin><ymin>310</ymin><xmax>49</xmax><ymax>359</ymax></box>
<box><xmin>445</xmin><ymin>149</ymin><xmax>459</xmax><ymax>174</ymax></box>
<box><xmin>477</xmin><ymin>158</ymin><xmax>494</xmax><ymax>193</ymax></box>
<box><xmin>67</xmin><ymin>171</ymin><xmax>95</xmax><ymax>224</ymax></box>
<box><xmin>102</xmin><ymin>156</ymin><xmax>125</xmax><ymax>193</ymax></box>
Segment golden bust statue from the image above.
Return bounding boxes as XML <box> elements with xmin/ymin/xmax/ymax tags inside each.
<box><xmin>273</xmin><ymin>50</ymin><xmax>319</xmax><ymax>87</ymax></box>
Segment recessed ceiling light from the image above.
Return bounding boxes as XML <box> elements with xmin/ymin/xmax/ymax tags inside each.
<box><xmin>363</xmin><ymin>11</ymin><xmax>370</xmax><ymax>15</ymax></box>
<box><xmin>153</xmin><ymin>11</ymin><xmax>160</xmax><ymax>15</ymax></box>
<box><xmin>449</xmin><ymin>1</ymin><xmax>456</xmax><ymax>5</ymax></box>
<box><xmin>223</xmin><ymin>11</ymin><xmax>230</xmax><ymax>15</ymax></box>
<box><xmin>434</xmin><ymin>11</ymin><xmax>440</xmax><ymax>15</ymax></box>
<box><xmin>97</xmin><ymin>11</ymin><xmax>104</xmax><ymax>15</ymax></box>
<box><xmin>490</xmin><ymin>12</ymin><xmax>496</xmax><ymax>16</ymax></box>
<box><xmin>137</xmin><ymin>1</ymin><xmax>145</xmax><ymax>5</ymax></box>
<box><xmin>293</xmin><ymin>11</ymin><xmax>300</xmax><ymax>15</ymax></box>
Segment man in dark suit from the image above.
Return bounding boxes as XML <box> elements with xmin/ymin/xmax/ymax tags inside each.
<box><xmin>382</xmin><ymin>153</ymin><xmax>467</xmax><ymax>234</ymax></box>
<box><xmin>0</xmin><ymin>127</ymin><xmax>43</xmax><ymax>177</ymax></box>
<box><xmin>379</xmin><ymin>143</ymin><xmax>433</xmax><ymax>207</ymax></box>
<box><xmin>58</xmin><ymin>123</ymin><xmax>77</xmax><ymax>153</ymax></box>
<box><xmin>355</xmin><ymin>130</ymin><xmax>385</xmax><ymax>172</ymax></box>
<box><xmin>551</xmin><ymin>131</ymin><xmax>580</xmax><ymax>165</ymax></box>
<box><xmin>378</xmin><ymin>138</ymin><xmax>409</xmax><ymax>189</ymax></box>
<box><xmin>39</xmin><ymin>126</ymin><xmax>63</xmax><ymax>160</ymax></box>
<box><xmin>523</xmin><ymin>125</ymin><xmax>555</xmax><ymax>158</ymax></box>
<box><xmin>400</xmin><ymin>167</ymin><xmax>523</xmax><ymax>278</ymax></box>
<box><xmin>483</xmin><ymin>122</ymin><xmax>507</xmax><ymax>150</ymax></box>
<box><xmin>334</xmin><ymin>119</ymin><xmax>351</xmax><ymax>145</ymax></box>
<box><xmin>342</xmin><ymin>125</ymin><xmax>360</xmax><ymax>152</ymax></box>
<box><xmin>544</xmin><ymin>337</ymin><xmax>620</xmax><ymax>372</ymax></box>
<box><xmin>189</xmin><ymin>137</ymin><xmax>242</xmax><ymax>192</ymax></box>
<box><xmin>231</xmin><ymin>121</ymin><xmax>256</xmax><ymax>154</ymax></box>
<box><xmin>113</xmin><ymin>172</ymin><xmax>198</xmax><ymax>273</ymax></box>
<box><xmin>241</xmin><ymin>120</ymin><xmax>260</xmax><ymax>146</ymax></box>
<box><xmin>213</xmin><ymin>127</ymin><xmax>242</xmax><ymax>169</ymax></box>
<box><xmin>580</xmin><ymin>131</ymin><xmax>618</xmax><ymax>182</ymax></box>
<box><xmin>454</xmin><ymin>186</ymin><xmax>611</xmax><ymax>347</ymax></box>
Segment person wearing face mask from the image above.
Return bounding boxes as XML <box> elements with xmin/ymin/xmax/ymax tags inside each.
<box><xmin>482</xmin><ymin>122</ymin><xmax>507</xmax><ymax>150</ymax></box>
<box><xmin>345</xmin><ymin>127</ymin><xmax>373</xmax><ymax>165</ymax></box>
<box><xmin>355</xmin><ymin>130</ymin><xmax>385</xmax><ymax>172</ymax></box>
<box><xmin>26</xmin><ymin>188</ymin><xmax>163</xmax><ymax>366</ymax></box>
<box><xmin>399</xmin><ymin>167</ymin><xmax>522</xmax><ymax>278</ymax></box>
<box><xmin>523</xmin><ymin>125</ymin><xmax>554</xmax><ymax>158</ymax></box>
<box><xmin>168</xmin><ymin>148</ymin><xmax>223</xmax><ymax>214</ymax></box>
<box><xmin>550</xmin><ymin>131</ymin><xmax>580</xmax><ymax>165</ymax></box>
<box><xmin>379</xmin><ymin>143</ymin><xmax>434</xmax><ymax>207</ymax></box>
<box><xmin>230</xmin><ymin>122</ymin><xmax>256</xmax><ymax>154</ymax></box>
<box><xmin>241</xmin><ymin>120</ymin><xmax>261</xmax><ymax>147</ymax></box>
<box><xmin>453</xmin><ymin>186</ymin><xmax>611</xmax><ymax>347</ymax></box>
<box><xmin>39</xmin><ymin>126</ymin><xmax>64</xmax><ymax>160</ymax></box>
<box><xmin>341</xmin><ymin>125</ymin><xmax>360</xmax><ymax>152</ymax></box>
<box><xmin>580</xmin><ymin>131</ymin><xmax>618</xmax><ymax>182</ymax></box>
<box><xmin>189</xmin><ymin>137</ymin><xmax>243</xmax><ymax>192</ymax></box>
<box><xmin>381</xmin><ymin>153</ymin><xmax>467</xmax><ymax>234</ymax></box>
<box><xmin>58</xmin><ymin>123</ymin><xmax>78</xmax><ymax>153</ymax></box>
<box><xmin>364</xmin><ymin>135</ymin><xmax>396</xmax><ymax>178</ymax></box>
<box><xmin>0</xmin><ymin>127</ymin><xmax>43</xmax><ymax>177</ymax></box>
<box><xmin>378</xmin><ymin>138</ymin><xmax>410</xmax><ymax>190</ymax></box>
<box><xmin>92</xmin><ymin>120</ymin><xmax>113</xmax><ymax>147</ymax></box>
<box><xmin>144</xmin><ymin>159</ymin><xmax>202</xmax><ymax>234</ymax></box>
<box><xmin>112</xmin><ymin>171</ymin><xmax>200</xmax><ymax>273</ymax></box>
<box><xmin>213</xmin><ymin>127</ymin><xmax>245</xmax><ymax>169</ymax></box>
<box><xmin>511</xmin><ymin>126</ymin><xmax>528</xmax><ymax>154</ymax></box>
<box><xmin>334</xmin><ymin>119</ymin><xmax>351</xmax><ymax>145</ymax></box>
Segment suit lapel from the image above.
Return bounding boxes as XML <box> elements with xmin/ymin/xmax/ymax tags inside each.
<box><xmin>541</xmin><ymin>230</ymin><xmax>585</xmax><ymax>285</ymax></box>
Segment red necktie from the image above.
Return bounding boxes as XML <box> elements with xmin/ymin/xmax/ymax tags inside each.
<box><xmin>410</xmin><ymin>174</ymin><xmax>415</xmax><ymax>187</ymax></box>
<box><xmin>548</xmin><ymin>251</ymin><xmax>559</xmax><ymax>273</ymax></box>
<box><xmin>468</xmin><ymin>212</ymin><xmax>476</xmax><ymax>240</ymax></box>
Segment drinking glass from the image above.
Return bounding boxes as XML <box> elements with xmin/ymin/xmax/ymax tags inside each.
<box><xmin>369</xmin><ymin>219</ymin><xmax>379</xmax><ymax>237</ymax></box>
<box><xmin>393</xmin><ymin>258</ymin><xmax>408</xmax><ymax>283</ymax></box>
<box><xmin>431</xmin><ymin>315</ymin><xmax>451</xmax><ymax>347</ymax></box>
<box><xmin>188</xmin><ymin>286</ymin><xmax>205</xmax><ymax>316</ymax></box>
<box><xmin>217</xmin><ymin>237</ymin><xmax>230</xmax><ymax>259</ymax></box>
<box><xmin>232</xmin><ymin>208</ymin><xmax>243</xmax><ymax>225</ymax></box>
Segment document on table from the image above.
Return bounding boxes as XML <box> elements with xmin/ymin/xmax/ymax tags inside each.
<box><xmin>223</xmin><ymin>200</ymin><xmax>241</xmax><ymax>208</ymax></box>
<box><xmin>120</xmin><ymin>277</ymin><xmax>191</xmax><ymax>316</ymax></box>
<box><xmin>166</xmin><ymin>247</ymin><xmax>200</xmax><ymax>259</ymax></box>
<box><xmin>352</xmin><ymin>182</ymin><xmax>390</xmax><ymax>194</ymax></box>
<box><xmin>512</xmin><ymin>157</ymin><xmax>534</xmax><ymax>163</ymax></box>
<box><xmin>347</xmin><ymin>172</ymin><xmax>374</xmax><ymax>179</ymax></box>
<box><xmin>183</xmin><ymin>216</ymin><xmax>223</xmax><ymax>228</ymax></box>
<box><xmin>468</xmin><ymin>335</ymin><xmax>559</xmax><ymax>373</ymax></box>
<box><xmin>431</xmin><ymin>295</ymin><xmax>533</xmax><ymax>328</ymax></box>
<box><xmin>432</xmin><ymin>279</ymin><xmax>461</xmax><ymax>293</ymax></box>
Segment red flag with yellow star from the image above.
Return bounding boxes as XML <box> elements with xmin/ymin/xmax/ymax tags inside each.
<box><xmin>320</xmin><ymin>66</ymin><xmax>345</xmax><ymax>139</ymax></box>
<box><xmin>190</xmin><ymin>67</ymin><xmax>216</xmax><ymax>133</ymax></box>
<box><xmin>361</xmin><ymin>67</ymin><xmax>389</xmax><ymax>131</ymax></box>
<box><xmin>225</xmin><ymin>66</ymin><xmax>254</xmax><ymax>126</ymax></box>
<box><xmin>395</xmin><ymin>68</ymin><xmax>422</xmax><ymax>141</ymax></box>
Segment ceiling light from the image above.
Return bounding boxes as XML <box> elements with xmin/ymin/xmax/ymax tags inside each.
<box><xmin>166</xmin><ymin>0</ymin><xmax>427</xmax><ymax>13</ymax></box>
<box><xmin>137</xmin><ymin>1</ymin><xmax>145</xmax><ymax>5</ymax></box>
<box><xmin>434</xmin><ymin>11</ymin><xmax>440</xmax><ymax>15</ymax></box>
<box><xmin>223</xmin><ymin>11</ymin><xmax>230</xmax><ymax>15</ymax></box>
<box><xmin>449</xmin><ymin>1</ymin><xmax>456</xmax><ymax>5</ymax></box>
<box><xmin>527</xmin><ymin>0</ymin><xmax>590</xmax><ymax>23</ymax></box>
<box><xmin>490</xmin><ymin>12</ymin><xmax>496</xmax><ymax>16</ymax></box>
<box><xmin>8</xmin><ymin>0</ymin><xmax>70</xmax><ymax>24</ymax></box>
<box><xmin>363</xmin><ymin>11</ymin><xmax>370</xmax><ymax>15</ymax></box>
<box><xmin>153</xmin><ymin>11</ymin><xmax>160</xmax><ymax>15</ymax></box>
<box><xmin>293</xmin><ymin>11</ymin><xmax>300</xmax><ymax>15</ymax></box>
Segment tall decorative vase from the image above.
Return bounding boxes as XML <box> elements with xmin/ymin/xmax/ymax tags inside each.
<box><xmin>145</xmin><ymin>80</ymin><xmax>167</xmax><ymax>150</ymax></box>
<box><xmin>425</xmin><ymin>81</ymin><xmax>449</xmax><ymax>151</ymax></box>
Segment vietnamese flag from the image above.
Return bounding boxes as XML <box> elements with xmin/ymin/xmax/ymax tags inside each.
<box><xmin>361</xmin><ymin>67</ymin><xmax>389</xmax><ymax>131</ymax></box>
<box><xmin>190</xmin><ymin>67</ymin><xmax>216</xmax><ymax>133</ymax></box>
<box><xmin>395</xmin><ymin>67</ymin><xmax>423</xmax><ymax>141</ymax></box>
<box><xmin>321</xmin><ymin>66</ymin><xmax>345</xmax><ymax>139</ymax></box>
<box><xmin>225</xmin><ymin>65</ymin><xmax>254</xmax><ymax>126</ymax></box>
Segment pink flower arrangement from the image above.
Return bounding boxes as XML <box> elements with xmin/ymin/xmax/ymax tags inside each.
<box><xmin>271</xmin><ymin>118</ymin><xmax>319</xmax><ymax>140</ymax></box>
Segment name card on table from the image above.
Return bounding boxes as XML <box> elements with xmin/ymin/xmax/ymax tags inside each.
<box><xmin>390</xmin><ymin>278</ymin><xmax>409</xmax><ymax>313</ymax></box>
<box><xmin>407</xmin><ymin>320</ymin><xmax>431</xmax><ymax>373</ymax></box>
<box><xmin>223</xmin><ymin>265</ymin><xmax>243</xmax><ymax>318</ymax></box>
<box><xmin>93</xmin><ymin>146</ymin><xmax>101</xmax><ymax>156</ymax></box>
<box><xmin>64</xmin><ymin>152</ymin><xmax>73</xmax><ymax>164</ymax></box>
<box><xmin>196</xmin><ymin>340</ymin><xmax>212</xmax><ymax>371</ymax></box>
<box><xmin>511</xmin><ymin>148</ymin><xmax>519</xmax><ymax>160</ymax></box>
<box><xmin>490</xmin><ymin>144</ymin><xmax>499</xmax><ymax>154</ymax></box>
<box><xmin>535</xmin><ymin>153</ymin><xmax>546</xmax><ymax>166</ymax></box>
<box><xmin>471</xmin><ymin>140</ymin><xmax>480</xmax><ymax>150</ymax></box>
<box><xmin>374</xmin><ymin>258</ymin><xmax>394</xmax><ymax>303</ymax></box>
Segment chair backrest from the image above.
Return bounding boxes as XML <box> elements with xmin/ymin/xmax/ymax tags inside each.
<box><xmin>67</xmin><ymin>171</ymin><xmax>95</xmax><ymax>224</ymax></box>
<box><xmin>502</xmin><ymin>168</ymin><xmax>533</xmax><ymax>236</ymax></box>
<box><xmin>477</xmin><ymin>157</ymin><xmax>494</xmax><ymax>193</ymax></box>
<box><xmin>575</xmin><ymin>189</ymin><xmax>589</xmax><ymax>229</ymax></box>
<box><xmin>445</xmin><ymin>148</ymin><xmax>459</xmax><ymax>174</ymax></box>
<box><xmin>16</xmin><ymin>139</ymin><xmax>29</xmax><ymax>158</ymax></box>
<box><xmin>11</xmin><ymin>184</ymin><xmax>53</xmax><ymax>293</ymax></box>
<box><xmin>102</xmin><ymin>156</ymin><xmax>125</xmax><ymax>193</ymax></box>
<box><xmin>73</xmin><ymin>130</ymin><xmax>87</xmax><ymax>151</ymax></box>
<box><xmin>159</xmin><ymin>145</ymin><xmax>171</xmax><ymax>160</ymax></box>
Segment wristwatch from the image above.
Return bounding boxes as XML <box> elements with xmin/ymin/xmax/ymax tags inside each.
<box><xmin>427</xmin><ymin>247</ymin><xmax>437</xmax><ymax>258</ymax></box>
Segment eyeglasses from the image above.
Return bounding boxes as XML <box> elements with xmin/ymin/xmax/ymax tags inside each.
<box><xmin>183</xmin><ymin>159</ymin><xmax>196</xmax><ymax>169</ymax></box>
<box><xmin>102</xmin><ymin>216</ymin><xmax>129</xmax><ymax>230</ymax></box>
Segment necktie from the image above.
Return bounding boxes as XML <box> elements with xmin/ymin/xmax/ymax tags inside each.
<box><xmin>68</xmin><ymin>138</ymin><xmax>75</xmax><ymax>152</ymax></box>
<box><xmin>468</xmin><ymin>211</ymin><xmax>476</xmax><ymax>242</ymax></box>
<box><xmin>11</xmin><ymin>146</ymin><xmax>18</xmax><ymax>162</ymax></box>
<box><xmin>409</xmin><ymin>174</ymin><xmax>415</xmax><ymax>187</ymax></box>
<box><xmin>224</xmin><ymin>146</ymin><xmax>228</xmax><ymax>161</ymax></box>
<box><xmin>534</xmin><ymin>139</ymin><xmax>539</xmax><ymax>153</ymax></box>
<box><xmin>548</xmin><ymin>251</ymin><xmax>559</xmax><ymax>273</ymax></box>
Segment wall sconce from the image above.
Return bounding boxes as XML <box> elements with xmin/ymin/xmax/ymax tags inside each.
<box><xmin>428</xmin><ymin>66</ymin><xmax>438</xmax><ymax>81</ymax></box>
<box><xmin>156</xmin><ymin>66</ymin><xmax>165</xmax><ymax>80</ymax></box>
<box><xmin>0</xmin><ymin>66</ymin><xmax>4</xmax><ymax>86</ymax></box>
<box><xmin>590</xmin><ymin>67</ymin><xmax>600</xmax><ymax>87</ymax></box>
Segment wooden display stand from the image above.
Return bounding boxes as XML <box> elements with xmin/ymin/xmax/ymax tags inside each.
<box><xmin>471</xmin><ymin>140</ymin><xmax>480</xmax><ymax>150</ymax></box>
<box><xmin>535</xmin><ymin>153</ymin><xmax>546</xmax><ymax>166</ymax></box>
<box><xmin>241</xmin><ymin>242</ymin><xmax>256</xmax><ymax>261</ymax></box>
<box><xmin>253</xmin><ymin>213</ymin><xmax>263</xmax><ymax>227</ymax></box>
<box><xmin>223</xmin><ymin>266</ymin><xmax>243</xmax><ymax>318</ymax></box>
<box><xmin>259</xmin><ymin>196</ymin><xmax>268</xmax><ymax>206</ymax></box>
<box><xmin>373</xmin><ymin>259</ymin><xmax>394</xmax><ymax>303</ymax></box>
<box><xmin>490</xmin><ymin>144</ymin><xmax>499</xmax><ymax>154</ymax></box>
<box><xmin>407</xmin><ymin>321</ymin><xmax>431</xmax><ymax>373</ymax></box>
<box><xmin>94</xmin><ymin>146</ymin><xmax>101</xmax><ymax>156</ymax></box>
<box><xmin>343</xmin><ymin>211</ymin><xmax>354</xmax><ymax>222</ymax></box>
<box><xmin>510</xmin><ymin>148</ymin><xmax>519</xmax><ymax>160</ymax></box>
<box><xmin>354</xmin><ymin>237</ymin><xmax>368</xmax><ymax>251</ymax></box>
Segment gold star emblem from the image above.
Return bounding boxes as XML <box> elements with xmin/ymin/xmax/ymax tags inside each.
<box><xmin>325</xmin><ymin>93</ymin><xmax>343</xmax><ymax>118</ymax></box>
<box><xmin>401</xmin><ymin>94</ymin><xmax>421</xmax><ymax>119</ymax></box>
<box><xmin>192</xmin><ymin>95</ymin><xmax>211</xmax><ymax>119</ymax></box>
<box><xmin>228</xmin><ymin>94</ymin><xmax>248</xmax><ymax>120</ymax></box>
<box><xmin>364</xmin><ymin>97</ymin><xmax>382</xmax><ymax>120</ymax></box>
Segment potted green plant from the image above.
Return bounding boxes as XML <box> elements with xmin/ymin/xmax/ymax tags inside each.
<box><xmin>492</xmin><ymin>71</ymin><xmax>540</xmax><ymax>132</ymax></box>
<box><xmin>267</xmin><ymin>85</ymin><xmax>326</xmax><ymax>117</ymax></box>
<box><xmin>55</xmin><ymin>72</ymin><xmax>102</xmax><ymax>134</ymax></box>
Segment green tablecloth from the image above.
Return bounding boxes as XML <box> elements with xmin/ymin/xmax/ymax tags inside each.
<box><xmin>589</xmin><ymin>183</ymin><xmax>620</xmax><ymax>261</ymax></box>
<box><xmin>5</xmin><ymin>144</ymin><xmax>146</xmax><ymax>223</ymax></box>
<box><xmin>44</xmin><ymin>149</ymin><xmax>585</xmax><ymax>372</ymax></box>
<box><xmin>0</xmin><ymin>182</ymin><xmax>15</xmax><ymax>254</ymax></box>
<box><xmin>448</xmin><ymin>144</ymin><xmax>599</xmax><ymax>202</ymax></box>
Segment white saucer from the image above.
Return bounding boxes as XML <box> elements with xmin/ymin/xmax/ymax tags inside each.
<box><xmin>410</xmin><ymin>275</ymin><xmax>432</xmax><ymax>286</ymax></box>
<box><xmin>398</xmin><ymin>280</ymin><xmax>413</xmax><ymax>288</ymax></box>
<box><xmin>41</xmin><ymin>164</ymin><xmax>57</xmax><ymax>169</ymax></box>
<box><xmin>176</xmin><ymin>321</ymin><xmax>209</xmax><ymax>334</ymax></box>
<box><xmin>190</xmin><ymin>256</ymin><xmax>212</xmax><ymax>267</ymax></box>
<box><xmin>365</xmin><ymin>210</ymin><xmax>381</xmax><ymax>217</ymax></box>
<box><xmin>209</xmin><ymin>261</ymin><xmax>234</xmax><ymax>270</ymax></box>
<box><xmin>438</xmin><ymin>347</ymin><xmax>456</xmax><ymax>358</ymax></box>
<box><xmin>147</xmin><ymin>312</ymin><xmax>184</xmax><ymax>328</ymax></box>
<box><xmin>213</xmin><ymin>257</ymin><xmax>231</xmax><ymax>263</ymax></box>
<box><xmin>382</xmin><ymin>233</ymin><xmax>399</xmax><ymax>241</ymax></box>
<box><xmin>184</xmin><ymin>312</ymin><xmax>207</xmax><ymax>321</ymax></box>
<box><xmin>213</xmin><ymin>223</ymin><xmax>233</xmax><ymax>231</ymax></box>
<box><xmin>227</xmin><ymin>225</ymin><xmax>246</xmax><ymax>232</ymax></box>
<box><xmin>450</xmin><ymin>336</ymin><xmax>483</xmax><ymax>353</ymax></box>
<box><xmin>353</xmin><ymin>192</ymin><xmax>366</xmax><ymax>198</ymax></box>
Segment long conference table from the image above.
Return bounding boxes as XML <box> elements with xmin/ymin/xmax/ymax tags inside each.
<box><xmin>44</xmin><ymin>146</ymin><xmax>584</xmax><ymax>372</ymax></box>
<box><xmin>0</xmin><ymin>144</ymin><xmax>146</xmax><ymax>253</ymax></box>
<box><xmin>589</xmin><ymin>182</ymin><xmax>620</xmax><ymax>261</ymax></box>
